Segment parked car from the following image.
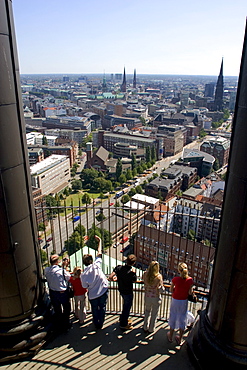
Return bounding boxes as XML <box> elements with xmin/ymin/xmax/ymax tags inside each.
<box><xmin>46</xmin><ymin>237</ymin><xmax>52</xmax><ymax>242</ymax></box>
<box><xmin>58</xmin><ymin>247</ymin><xmax>67</xmax><ymax>256</ymax></box>
<box><xmin>109</xmin><ymin>202</ymin><xmax>114</xmax><ymax>206</ymax></box>
<box><xmin>120</xmin><ymin>245</ymin><xmax>130</xmax><ymax>253</ymax></box>
<box><xmin>43</xmin><ymin>244</ymin><xmax>50</xmax><ymax>249</ymax></box>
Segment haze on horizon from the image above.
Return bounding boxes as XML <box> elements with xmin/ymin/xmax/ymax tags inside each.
<box><xmin>12</xmin><ymin>0</ymin><xmax>247</xmax><ymax>77</ymax></box>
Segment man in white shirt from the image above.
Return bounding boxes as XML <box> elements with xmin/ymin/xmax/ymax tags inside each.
<box><xmin>81</xmin><ymin>236</ymin><xmax>108</xmax><ymax>329</ymax></box>
<box><xmin>45</xmin><ymin>254</ymin><xmax>71</xmax><ymax>332</ymax></box>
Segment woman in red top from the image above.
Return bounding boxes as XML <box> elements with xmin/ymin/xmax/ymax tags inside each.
<box><xmin>70</xmin><ymin>267</ymin><xmax>87</xmax><ymax>325</ymax></box>
<box><xmin>167</xmin><ymin>262</ymin><xmax>194</xmax><ymax>345</ymax></box>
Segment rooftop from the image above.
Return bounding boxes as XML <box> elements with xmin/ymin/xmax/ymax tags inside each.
<box><xmin>30</xmin><ymin>154</ymin><xmax>68</xmax><ymax>175</ymax></box>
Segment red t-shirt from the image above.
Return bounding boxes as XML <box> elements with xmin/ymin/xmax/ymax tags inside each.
<box><xmin>69</xmin><ymin>277</ymin><xmax>87</xmax><ymax>296</ymax></box>
<box><xmin>172</xmin><ymin>276</ymin><xmax>193</xmax><ymax>300</ymax></box>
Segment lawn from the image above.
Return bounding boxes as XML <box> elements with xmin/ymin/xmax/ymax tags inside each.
<box><xmin>64</xmin><ymin>191</ymin><xmax>107</xmax><ymax>207</ymax></box>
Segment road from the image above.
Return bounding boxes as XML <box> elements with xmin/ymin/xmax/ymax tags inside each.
<box><xmin>41</xmin><ymin>140</ymin><xmax>201</xmax><ymax>257</ymax></box>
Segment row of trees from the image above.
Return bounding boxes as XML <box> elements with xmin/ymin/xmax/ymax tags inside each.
<box><xmin>67</xmin><ymin>144</ymin><xmax>158</xmax><ymax>194</ymax></box>
<box><xmin>65</xmin><ymin>223</ymin><xmax>112</xmax><ymax>255</ymax></box>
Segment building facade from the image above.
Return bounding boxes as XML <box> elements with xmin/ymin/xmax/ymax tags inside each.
<box><xmin>135</xmin><ymin>225</ymin><xmax>215</xmax><ymax>287</ymax></box>
<box><xmin>30</xmin><ymin>154</ymin><xmax>70</xmax><ymax>195</ymax></box>
<box><xmin>200</xmin><ymin>136</ymin><xmax>230</xmax><ymax>168</ymax></box>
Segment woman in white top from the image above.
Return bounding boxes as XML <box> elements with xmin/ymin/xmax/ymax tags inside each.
<box><xmin>143</xmin><ymin>261</ymin><xmax>163</xmax><ymax>333</ymax></box>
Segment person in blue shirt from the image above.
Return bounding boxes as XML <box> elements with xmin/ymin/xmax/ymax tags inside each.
<box><xmin>45</xmin><ymin>254</ymin><xmax>71</xmax><ymax>332</ymax></box>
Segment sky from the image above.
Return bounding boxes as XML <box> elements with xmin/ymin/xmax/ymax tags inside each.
<box><xmin>12</xmin><ymin>0</ymin><xmax>247</xmax><ymax>76</ymax></box>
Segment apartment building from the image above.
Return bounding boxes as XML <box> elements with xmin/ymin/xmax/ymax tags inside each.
<box><xmin>32</xmin><ymin>187</ymin><xmax>47</xmax><ymax>226</ymax></box>
<box><xmin>103</xmin><ymin>131</ymin><xmax>160</xmax><ymax>158</ymax></box>
<box><xmin>28</xmin><ymin>148</ymin><xmax>44</xmax><ymax>166</ymax></box>
<box><xmin>30</xmin><ymin>154</ymin><xmax>70</xmax><ymax>195</ymax></box>
<box><xmin>103</xmin><ymin>115</ymin><xmax>141</xmax><ymax>130</ymax></box>
<box><xmin>146</xmin><ymin>165</ymin><xmax>197</xmax><ymax>200</ymax></box>
<box><xmin>135</xmin><ymin>225</ymin><xmax>215</xmax><ymax>287</ymax></box>
<box><xmin>200</xmin><ymin>136</ymin><xmax>230</xmax><ymax>167</ymax></box>
<box><xmin>157</xmin><ymin>125</ymin><xmax>185</xmax><ymax>156</ymax></box>
<box><xmin>45</xmin><ymin>128</ymin><xmax>88</xmax><ymax>145</ymax></box>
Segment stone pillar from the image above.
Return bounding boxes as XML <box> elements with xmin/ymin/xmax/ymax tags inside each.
<box><xmin>187</xmin><ymin>21</ymin><xmax>247</xmax><ymax>369</ymax></box>
<box><xmin>0</xmin><ymin>0</ymin><xmax>47</xmax><ymax>361</ymax></box>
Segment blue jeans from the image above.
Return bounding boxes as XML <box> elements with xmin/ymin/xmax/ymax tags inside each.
<box><xmin>89</xmin><ymin>290</ymin><xmax>108</xmax><ymax>329</ymax></box>
<box><xmin>120</xmin><ymin>293</ymin><xmax>133</xmax><ymax>327</ymax></box>
<box><xmin>49</xmin><ymin>289</ymin><xmax>71</xmax><ymax>330</ymax></box>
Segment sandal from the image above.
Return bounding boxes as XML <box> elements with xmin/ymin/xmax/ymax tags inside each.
<box><xmin>167</xmin><ymin>331</ymin><xmax>173</xmax><ymax>343</ymax></box>
<box><xmin>175</xmin><ymin>336</ymin><xmax>181</xmax><ymax>345</ymax></box>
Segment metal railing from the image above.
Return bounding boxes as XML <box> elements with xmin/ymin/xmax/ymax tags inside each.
<box><xmin>36</xmin><ymin>201</ymin><xmax>214</xmax><ymax>320</ymax></box>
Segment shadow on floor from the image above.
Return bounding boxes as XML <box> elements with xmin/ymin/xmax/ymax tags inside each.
<box><xmin>1</xmin><ymin>314</ymin><xmax>197</xmax><ymax>370</ymax></box>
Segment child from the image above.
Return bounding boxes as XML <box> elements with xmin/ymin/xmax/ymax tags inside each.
<box><xmin>70</xmin><ymin>267</ymin><xmax>87</xmax><ymax>325</ymax></box>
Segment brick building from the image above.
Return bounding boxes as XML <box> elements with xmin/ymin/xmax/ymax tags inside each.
<box><xmin>200</xmin><ymin>136</ymin><xmax>230</xmax><ymax>167</ymax></box>
<box><xmin>135</xmin><ymin>225</ymin><xmax>215</xmax><ymax>287</ymax></box>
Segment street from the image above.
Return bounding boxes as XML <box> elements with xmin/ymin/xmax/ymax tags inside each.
<box><xmin>41</xmin><ymin>139</ymin><xmax>201</xmax><ymax>258</ymax></box>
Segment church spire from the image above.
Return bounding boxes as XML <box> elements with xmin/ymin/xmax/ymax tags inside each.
<box><xmin>133</xmin><ymin>69</ymin><xmax>136</xmax><ymax>88</ymax></box>
<box><xmin>214</xmin><ymin>58</ymin><xmax>224</xmax><ymax>111</ymax></box>
<box><xmin>121</xmin><ymin>67</ymin><xmax>126</xmax><ymax>92</ymax></box>
<box><xmin>102</xmin><ymin>71</ymin><xmax>107</xmax><ymax>92</ymax></box>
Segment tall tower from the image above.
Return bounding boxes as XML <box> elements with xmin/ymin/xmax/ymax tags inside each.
<box><xmin>102</xmin><ymin>72</ymin><xmax>107</xmax><ymax>92</ymax></box>
<box><xmin>121</xmin><ymin>67</ymin><xmax>126</xmax><ymax>92</ymax></box>
<box><xmin>133</xmin><ymin>69</ymin><xmax>136</xmax><ymax>88</ymax></box>
<box><xmin>214</xmin><ymin>58</ymin><xmax>224</xmax><ymax>111</ymax></box>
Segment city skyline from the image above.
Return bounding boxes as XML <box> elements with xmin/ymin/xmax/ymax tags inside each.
<box><xmin>12</xmin><ymin>0</ymin><xmax>246</xmax><ymax>77</ymax></box>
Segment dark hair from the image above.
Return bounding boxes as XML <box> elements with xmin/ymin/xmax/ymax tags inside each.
<box><xmin>83</xmin><ymin>254</ymin><xmax>93</xmax><ymax>266</ymax></box>
<box><xmin>126</xmin><ymin>254</ymin><xmax>137</xmax><ymax>266</ymax></box>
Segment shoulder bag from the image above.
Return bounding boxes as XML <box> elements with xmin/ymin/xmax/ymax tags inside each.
<box><xmin>188</xmin><ymin>292</ymin><xmax>197</xmax><ymax>303</ymax></box>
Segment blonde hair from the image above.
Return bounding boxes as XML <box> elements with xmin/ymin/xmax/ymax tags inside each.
<box><xmin>146</xmin><ymin>261</ymin><xmax>160</xmax><ymax>285</ymax></box>
<box><xmin>178</xmin><ymin>262</ymin><xmax>189</xmax><ymax>279</ymax></box>
<box><xmin>73</xmin><ymin>266</ymin><xmax>82</xmax><ymax>278</ymax></box>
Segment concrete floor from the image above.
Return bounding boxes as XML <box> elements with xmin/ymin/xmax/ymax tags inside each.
<box><xmin>1</xmin><ymin>313</ymin><xmax>197</xmax><ymax>370</ymax></box>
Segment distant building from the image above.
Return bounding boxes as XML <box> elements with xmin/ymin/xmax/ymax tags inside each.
<box><xmin>86</xmin><ymin>144</ymin><xmax>117</xmax><ymax>173</ymax></box>
<box><xmin>32</xmin><ymin>186</ymin><xmax>47</xmax><ymax>226</ymax></box>
<box><xmin>157</xmin><ymin>125</ymin><xmax>185</xmax><ymax>156</ymax></box>
<box><xmin>200</xmin><ymin>136</ymin><xmax>230</xmax><ymax>167</ymax></box>
<box><xmin>204</xmin><ymin>83</ymin><xmax>215</xmax><ymax>98</ymax></box>
<box><xmin>146</xmin><ymin>165</ymin><xmax>197</xmax><ymax>200</ymax></box>
<box><xmin>145</xmin><ymin>176</ymin><xmax>181</xmax><ymax>201</ymax></box>
<box><xmin>214</xmin><ymin>59</ymin><xmax>224</xmax><ymax>111</ymax></box>
<box><xmin>28</xmin><ymin>147</ymin><xmax>44</xmax><ymax>166</ymax></box>
<box><xmin>164</xmin><ymin>164</ymin><xmax>198</xmax><ymax>191</ymax></box>
<box><xmin>121</xmin><ymin>67</ymin><xmax>126</xmax><ymax>93</ymax></box>
<box><xmin>133</xmin><ymin>69</ymin><xmax>137</xmax><ymax>88</ymax></box>
<box><xmin>106</xmin><ymin>102</ymin><xmax>124</xmax><ymax>117</ymax></box>
<box><xmin>113</xmin><ymin>142</ymin><xmax>145</xmax><ymax>159</ymax></box>
<box><xmin>103</xmin><ymin>114</ymin><xmax>141</xmax><ymax>130</ymax></box>
<box><xmin>171</xmin><ymin>199</ymin><xmax>202</xmax><ymax>237</ymax></box>
<box><xmin>30</xmin><ymin>154</ymin><xmax>70</xmax><ymax>195</ymax></box>
<box><xmin>102</xmin><ymin>131</ymin><xmax>160</xmax><ymax>158</ymax></box>
<box><xmin>182</xmin><ymin>148</ymin><xmax>215</xmax><ymax>177</ymax></box>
